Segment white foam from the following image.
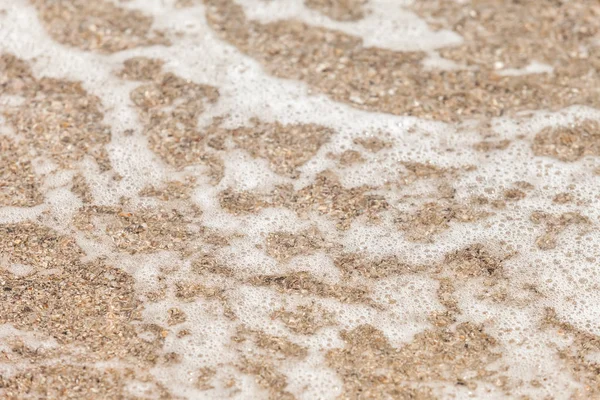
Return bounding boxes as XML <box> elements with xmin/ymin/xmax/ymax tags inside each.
<box><xmin>237</xmin><ymin>0</ymin><xmax>462</xmax><ymax>52</ymax></box>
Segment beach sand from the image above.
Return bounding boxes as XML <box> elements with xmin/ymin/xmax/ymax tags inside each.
<box><xmin>1</xmin><ymin>0</ymin><xmax>600</xmax><ymax>398</ymax></box>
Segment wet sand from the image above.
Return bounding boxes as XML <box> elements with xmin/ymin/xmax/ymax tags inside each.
<box><xmin>1</xmin><ymin>0</ymin><xmax>600</xmax><ymax>398</ymax></box>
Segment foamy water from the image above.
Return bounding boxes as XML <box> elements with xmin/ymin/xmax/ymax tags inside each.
<box><xmin>1</xmin><ymin>0</ymin><xmax>599</xmax><ymax>399</ymax></box>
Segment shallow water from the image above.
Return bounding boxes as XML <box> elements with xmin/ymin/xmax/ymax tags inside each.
<box><xmin>1</xmin><ymin>0</ymin><xmax>600</xmax><ymax>398</ymax></box>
